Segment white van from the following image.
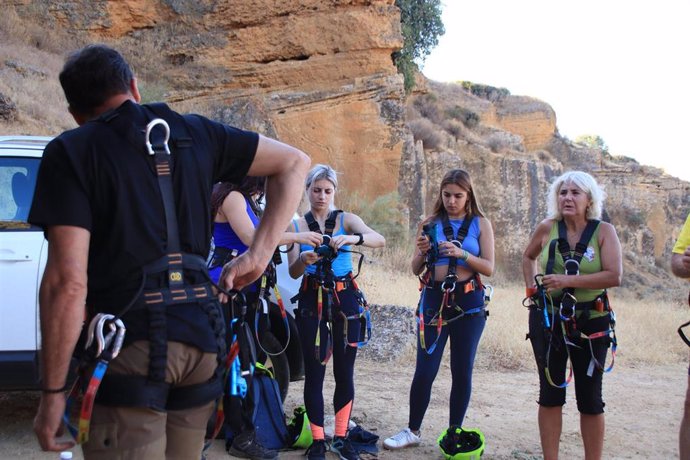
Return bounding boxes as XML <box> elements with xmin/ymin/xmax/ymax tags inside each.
<box><xmin>0</xmin><ymin>136</ymin><xmax>51</xmax><ymax>390</ymax></box>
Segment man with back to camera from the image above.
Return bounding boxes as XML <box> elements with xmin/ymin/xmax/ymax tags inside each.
<box><xmin>29</xmin><ymin>44</ymin><xmax>310</xmax><ymax>459</ymax></box>
<box><xmin>672</xmin><ymin>212</ymin><xmax>690</xmax><ymax>460</ymax></box>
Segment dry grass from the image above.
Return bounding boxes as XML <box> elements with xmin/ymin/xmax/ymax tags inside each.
<box><xmin>359</xmin><ymin>256</ymin><xmax>690</xmax><ymax>370</ymax></box>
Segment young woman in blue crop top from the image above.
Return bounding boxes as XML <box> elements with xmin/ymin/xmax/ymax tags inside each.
<box><xmin>209</xmin><ymin>177</ymin><xmax>321</xmax><ymax>459</ymax></box>
<box><xmin>287</xmin><ymin>164</ymin><xmax>385</xmax><ymax>460</ymax></box>
<box><xmin>384</xmin><ymin>169</ymin><xmax>495</xmax><ymax>452</ymax></box>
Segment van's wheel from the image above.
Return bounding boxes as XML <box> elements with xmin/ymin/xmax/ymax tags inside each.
<box><xmin>256</xmin><ymin>331</ymin><xmax>289</xmax><ymax>401</ymax></box>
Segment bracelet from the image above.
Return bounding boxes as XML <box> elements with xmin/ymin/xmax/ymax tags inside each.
<box><xmin>41</xmin><ymin>385</ymin><xmax>67</xmax><ymax>394</ymax></box>
<box><xmin>526</xmin><ymin>286</ymin><xmax>538</xmax><ymax>298</ymax></box>
<box><xmin>460</xmin><ymin>249</ymin><xmax>470</xmax><ymax>261</ymax></box>
<box><xmin>353</xmin><ymin>233</ymin><xmax>364</xmax><ymax>246</ymax></box>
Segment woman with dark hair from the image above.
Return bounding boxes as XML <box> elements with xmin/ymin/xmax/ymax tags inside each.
<box><xmin>208</xmin><ymin>176</ymin><xmax>321</xmax><ymax>459</ymax></box>
<box><xmin>384</xmin><ymin>169</ymin><xmax>495</xmax><ymax>451</ymax></box>
<box><xmin>522</xmin><ymin>171</ymin><xmax>621</xmax><ymax>460</ymax></box>
<box><xmin>287</xmin><ymin>164</ymin><xmax>385</xmax><ymax>460</ymax></box>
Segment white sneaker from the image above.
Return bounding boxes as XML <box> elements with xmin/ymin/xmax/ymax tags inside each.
<box><xmin>383</xmin><ymin>428</ymin><xmax>421</xmax><ymax>450</ymax></box>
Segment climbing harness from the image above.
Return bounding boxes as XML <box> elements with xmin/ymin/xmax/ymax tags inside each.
<box><xmin>295</xmin><ymin>210</ymin><xmax>372</xmax><ymax>364</ymax></box>
<box><xmin>64</xmin><ymin>111</ymin><xmax>226</xmax><ymax>443</ymax></box>
<box><xmin>417</xmin><ymin>215</ymin><xmax>491</xmax><ymax>354</ymax></box>
<box><xmin>254</xmin><ymin>265</ymin><xmax>291</xmax><ymax>357</ymax></box>
<box><xmin>526</xmin><ymin>219</ymin><xmax>618</xmax><ymax>388</ymax></box>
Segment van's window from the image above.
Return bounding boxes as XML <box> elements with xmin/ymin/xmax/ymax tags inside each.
<box><xmin>0</xmin><ymin>157</ymin><xmax>40</xmax><ymax>223</ymax></box>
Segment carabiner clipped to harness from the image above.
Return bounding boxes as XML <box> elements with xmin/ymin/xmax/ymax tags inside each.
<box><xmin>145</xmin><ymin>118</ymin><xmax>171</xmax><ymax>155</ymax></box>
<box><xmin>483</xmin><ymin>284</ymin><xmax>494</xmax><ymax>304</ymax></box>
<box><xmin>441</xmin><ymin>275</ymin><xmax>457</xmax><ymax>293</ymax></box>
<box><xmin>559</xmin><ymin>292</ymin><xmax>577</xmax><ymax>321</ymax></box>
<box><xmin>64</xmin><ymin>313</ymin><xmax>127</xmax><ymax>444</ymax></box>
<box><xmin>84</xmin><ymin>313</ymin><xmax>126</xmax><ymax>360</ymax></box>
<box><xmin>564</xmin><ymin>258</ymin><xmax>580</xmax><ymax>276</ymax></box>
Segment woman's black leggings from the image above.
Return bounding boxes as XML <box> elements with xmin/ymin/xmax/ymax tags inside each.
<box><xmin>528</xmin><ymin>307</ymin><xmax>611</xmax><ymax>414</ymax></box>
<box><xmin>296</xmin><ymin>284</ymin><xmax>361</xmax><ymax>430</ymax></box>
<box><xmin>408</xmin><ymin>284</ymin><xmax>486</xmax><ymax>431</ymax></box>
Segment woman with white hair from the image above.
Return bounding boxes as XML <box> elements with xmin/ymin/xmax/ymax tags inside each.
<box><xmin>287</xmin><ymin>164</ymin><xmax>385</xmax><ymax>460</ymax></box>
<box><xmin>522</xmin><ymin>171</ymin><xmax>622</xmax><ymax>460</ymax></box>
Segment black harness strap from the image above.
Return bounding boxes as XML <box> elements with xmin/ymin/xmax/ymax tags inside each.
<box><xmin>89</xmin><ymin>104</ymin><xmax>223</xmax><ymax>408</ymax></box>
<box><xmin>545</xmin><ymin>219</ymin><xmax>600</xmax><ymax>338</ymax></box>
<box><xmin>304</xmin><ymin>209</ymin><xmax>342</xmax><ymax>236</ymax></box>
<box><xmin>556</xmin><ymin>219</ymin><xmax>599</xmax><ymax>274</ymax></box>
<box><xmin>440</xmin><ymin>214</ymin><xmax>473</xmax><ymax>283</ymax></box>
<box><xmin>304</xmin><ymin>209</ymin><xmax>342</xmax><ymax>280</ymax></box>
<box><xmin>552</xmin><ymin>219</ymin><xmax>600</xmax><ymax>298</ymax></box>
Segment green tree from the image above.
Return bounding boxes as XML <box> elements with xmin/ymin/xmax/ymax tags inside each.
<box><xmin>394</xmin><ymin>0</ymin><xmax>445</xmax><ymax>92</ymax></box>
<box><xmin>575</xmin><ymin>134</ymin><xmax>609</xmax><ymax>155</ymax></box>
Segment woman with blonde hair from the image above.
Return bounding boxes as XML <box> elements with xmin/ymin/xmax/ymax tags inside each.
<box><xmin>522</xmin><ymin>170</ymin><xmax>622</xmax><ymax>460</ymax></box>
<box><xmin>288</xmin><ymin>164</ymin><xmax>385</xmax><ymax>460</ymax></box>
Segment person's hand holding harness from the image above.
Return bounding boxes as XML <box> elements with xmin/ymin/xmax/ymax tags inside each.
<box><xmin>299</xmin><ymin>250</ymin><xmax>320</xmax><ymax>266</ymax></box>
<box><xmin>295</xmin><ymin>231</ymin><xmax>323</xmax><ymax>248</ymax></box>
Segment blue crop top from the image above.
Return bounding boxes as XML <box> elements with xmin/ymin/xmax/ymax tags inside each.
<box><xmin>212</xmin><ymin>197</ymin><xmax>259</xmax><ymax>255</ymax></box>
<box><xmin>432</xmin><ymin>216</ymin><xmax>481</xmax><ymax>269</ymax></box>
<box><xmin>295</xmin><ymin>213</ymin><xmax>353</xmax><ymax>277</ymax></box>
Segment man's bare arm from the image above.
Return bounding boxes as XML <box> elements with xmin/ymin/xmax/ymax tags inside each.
<box><xmin>34</xmin><ymin>225</ymin><xmax>89</xmax><ymax>451</ymax></box>
<box><xmin>222</xmin><ymin>135</ymin><xmax>310</xmax><ymax>291</ymax></box>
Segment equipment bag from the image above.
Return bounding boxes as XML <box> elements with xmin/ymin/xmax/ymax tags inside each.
<box><xmin>252</xmin><ymin>364</ymin><xmax>292</xmax><ymax>450</ymax></box>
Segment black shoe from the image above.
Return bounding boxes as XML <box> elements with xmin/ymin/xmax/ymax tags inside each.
<box><xmin>228</xmin><ymin>430</ymin><xmax>278</xmax><ymax>460</ymax></box>
<box><xmin>305</xmin><ymin>439</ymin><xmax>328</xmax><ymax>460</ymax></box>
<box><xmin>331</xmin><ymin>436</ymin><xmax>359</xmax><ymax>460</ymax></box>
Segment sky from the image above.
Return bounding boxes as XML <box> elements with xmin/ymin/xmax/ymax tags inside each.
<box><xmin>422</xmin><ymin>0</ymin><xmax>690</xmax><ymax>182</ymax></box>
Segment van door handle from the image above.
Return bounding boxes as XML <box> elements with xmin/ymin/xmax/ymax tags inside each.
<box><xmin>0</xmin><ymin>252</ymin><xmax>32</xmax><ymax>261</ymax></box>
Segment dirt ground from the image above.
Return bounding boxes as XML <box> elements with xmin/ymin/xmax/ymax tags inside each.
<box><xmin>1</xmin><ymin>356</ymin><xmax>686</xmax><ymax>460</ymax></box>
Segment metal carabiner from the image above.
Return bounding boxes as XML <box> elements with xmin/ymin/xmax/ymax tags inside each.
<box><xmin>85</xmin><ymin>313</ymin><xmax>112</xmax><ymax>357</ymax></box>
<box><xmin>559</xmin><ymin>292</ymin><xmax>577</xmax><ymax>320</ymax></box>
<box><xmin>109</xmin><ymin>319</ymin><xmax>126</xmax><ymax>360</ymax></box>
<box><xmin>564</xmin><ymin>259</ymin><xmax>580</xmax><ymax>276</ymax></box>
<box><xmin>85</xmin><ymin>313</ymin><xmax>124</xmax><ymax>359</ymax></box>
<box><xmin>484</xmin><ymin>284</ymin><xmax>494</xmax><ymax>304</ymax></box>
<box><xmin>258</xmin><ymin>297</ymin><xmax>269</xmax><ymax>315</ymax></box>
<box><xmin>145</xmin><ymin>118</ymin><xmax>171</xmax><ymax>155</ymax></box>
<box><xmin>441</xmin><ymin>275</ymin><xmax>457</xmax><ymax>293</ymax></box>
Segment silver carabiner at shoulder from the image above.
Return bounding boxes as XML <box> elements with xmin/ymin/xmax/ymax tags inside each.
<box><xmin>145</xmin><ymin>118</ymin><xmax>171</xmax><ymax>155</ymax></box>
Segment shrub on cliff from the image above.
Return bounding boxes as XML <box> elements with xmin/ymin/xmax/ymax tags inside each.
<box><xmin>394</xmin><ymin>0</ymin><xmax>445</xmax><ymax>92</ymax></box>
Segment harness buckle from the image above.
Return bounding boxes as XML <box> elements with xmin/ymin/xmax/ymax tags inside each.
<box><xmin>564</xmin><ymin>259</ymin><xmax>580</xmax><ymax>276</ymax></box>
<box><xmin>441</xmin><ymin>275</ymin><xmax>457</xmax><ymax>292</ymax></box>
<box><xmin>145</xmin><ymin>119</ymin><xmax>171</xmax><ymax>155</ymax></box>
<box><xmin>559</xmin><ymin>292</ymin><xmax>577</xmax><ymax>320</ymax></box>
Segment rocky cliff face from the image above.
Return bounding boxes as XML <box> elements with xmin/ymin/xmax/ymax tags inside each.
<box><xmin>401</xmin><ymin>79</ymin><xmax>690</xmax><ymax>290</ymax></box>
<box><xmin>9</xmin><ymin>0</ymin><xmax>408</xmax><ymax>197</ymax></box>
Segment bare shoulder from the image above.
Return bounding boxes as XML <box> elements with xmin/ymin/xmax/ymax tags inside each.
<box><xmin>535</xmin><ymin>218</ymin><xmax>555</xmax><ymax>234</ymax></box>
<box><xmin>477</xmin><ymin>215</ymin><xmax>492</xmax><ymax>226</ymax></box>
<box><xmin>597</xmin><ymin>221</ymin><xmax>619</xmax><ymax>238</ymax></box>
